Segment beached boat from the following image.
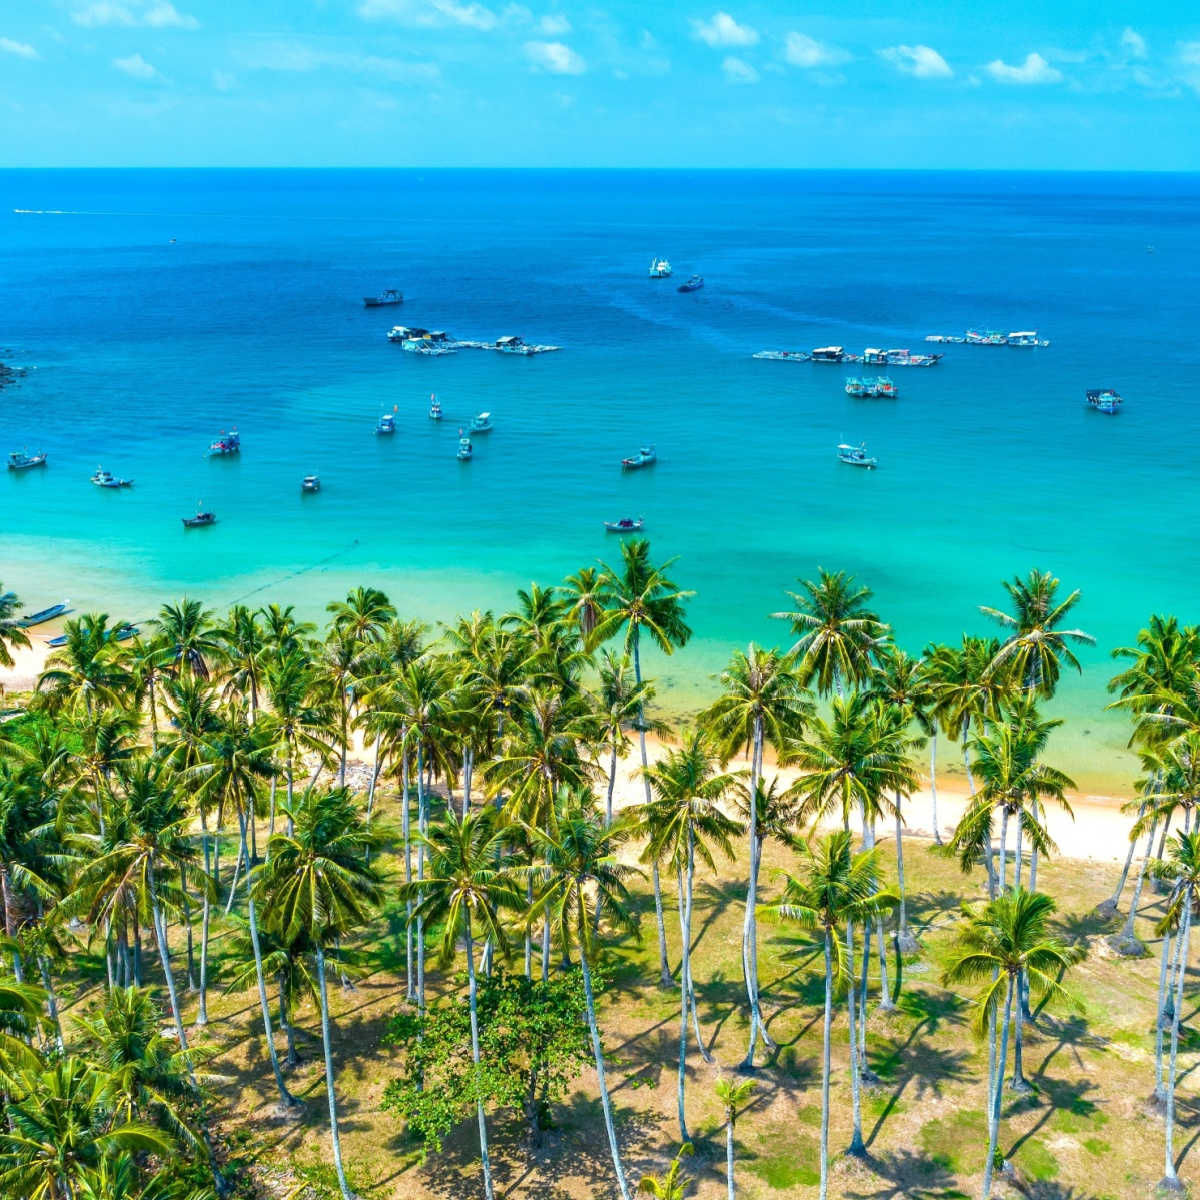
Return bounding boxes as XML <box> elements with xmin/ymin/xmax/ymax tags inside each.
<box><xmin>752</xmin><ymin>350</ymin><xmax>811</xmax><ymax>362</ymax></box>
<box><xmin>301</xmin><ymin>474</ymin><xmax>321</xmax><ymax>493</ymax></box>
<box><xmin>648</xmin><ymin>257</ymin><xmax>672</xmax><ymax>278</ymax></box>
<box><xmin>208</xmin><ymin>429</ymin><xmax>240</xmax><ymax>456</ymax></box>
<box><xmin>837</xmin><ymin>442</ymin><xmax>877</xmax><ymax>469</ymax></box>
<box><xmin>604</xmin><ymin>517</ymin><xmax>645</xmax><ymax>533</ymax></box>
<box><xmin>429</xmin><ymin>394</ymin><xmax>442</xmax><ymax>421</ymax></box>
<box><xmin>965</xmin><ymin>329</ymin><xmax>1008</xmax><ymax>346</ymax></box>
<box><xmin>7</xmin><ymin>450</ymin><xmax>46</xmax><ymax>471</ymax></box>
<box><xmin>18</xmin><ymin>600</ymin><xmax>70</xmax><ymax>628</ymax></box>
<box><xmin>375</xmin><ymin>411</ymin><xmax>396</xmax><ymax>435</ymax></box>
<box><xmin>457</xmin><ymin>432</ymin><xmax>473</xmax><ymax>461</ymax></box>
<box><xmin>469</xmin><ymin>412</ymin><xmax>493</xmax><ymax>434</ymax></box>
<box><xmin>183</xmin><ymin>507</ymin><xmax>217</xmax><ymax>528</ymax></box>
<box><xmin>363</xmin><ymin>289</ymin><xmax>403</xmax><ymax>308</ymax></box>
<box><xmin>677</xmin><ymin>275</ymin><xmax>704</xmax><ymax>293</ymax></box>
<box><xmin>621</xmin><ymin>446</ymin><xmax>656</xmax><ymax>471</ymax></box>
<box><xmin>1086</xmin><ymin>388</ymin><xmax>1123</xmax><ymax>414</ymax></box>
<box><xmin>91</xmin><ymin>467</ymin><xmax>133</xmax><ymax>488</ymax></box>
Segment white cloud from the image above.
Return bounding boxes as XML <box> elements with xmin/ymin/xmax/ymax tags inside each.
<box><xmin>524</xmin><ymin>39</ymin><xmax>585</xmax><ymax>74</ymax></box>
<box><xmin>241</xmin><ymin>42</ymin><xmax>441</xmax><ymax>83</ymax></box>
<box><xmin>539</xmin><ymin>12</ymin><xmax>569</xmax><ymax>35</ymax></box>
<box><xmin>692</xmin><ymin>12</ymin><xmax>758</xmax><ymax>49</ymax></box>
<box><xmin>783</xmin><ymin>32</ymin><xmax>849</xmax><ymax>68</ymax></box>
<box><xmin>880</xmin><ymin>43</ymin><xmax>951</xmax><ymax>79</ymax></box>
<box><xmin>113</xmin><ymin>52</ymin><xmax>160</xmax><ymax>79</ymax></box>
<box><xmin>357</xmin><ymin>0</ymin><xmax>498</xmax><ymax>28</ymax></box>
<box><xmin>721</xmin><ymin>54</ymin><xmax>758</xmax><ymax>84</ymax></box>
<box><xmin>985</xmin><ymin>51</ymin><xmax>1063</xmax><ymax>84</ymax></box>
<box><xmin>0</xmin><ymin>37</ymin><xmax>38</xmax><ymax>59</ymax></box>
<box><xmin>1121</xmin><ymin>28</ymin><xmax>1147</xmax><ymax>59</ymax></box>
<box><xmin>74</xmin><ymin>1</ymin><xmax>197</xmax><ymax>28</ymax></box>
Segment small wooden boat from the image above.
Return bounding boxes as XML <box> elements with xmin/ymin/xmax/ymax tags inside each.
<box><xmin>621</xmin><ymin>446</ymin><xmax>656</xmax><ymax>471</ymax></box>
<box><xmin>375</xmin><ymin>411</ymin><xmax>396</xmax><ymax>435</ymax></box>
<box><xmin>429</xmin><ymin>393</ymin><xmax>443</xmax><ymax>421</ymax></box>
<box><xmin>457</xmin><ymin>432</ymin><xmax>473</xmax><ymax>461</ymax></box>
<box><xmin>604</xmin><ymin>517</ymin><xmax>644</xmax><ymax>533</ymax></box>
<box><xmin>301</xmin><ymin>474</ymin><xmax>321</xmax><ymax>493</ymax></box>
<box><xmin>7</xmin><ymin>450</ymin><xmax>47</xmax><ymax>471</ymax></box>
<box><xmin>677</xmin><ymin>275</ymin><xmax>704</xmax><ymax>293</ymax></box>
<box><xmin>208</xmin><ymin>429</ymin><xmax>240</xmax><ymax>456</ymax></box>
<box><xmin>183</xmin><ymin>507</ymin><xmax>217</xmax><ymax>528</ymax></box>
<box><xmin>363</xmin><ymin>289</ymin><xmax>403</xmax><ymax>308</ymax></box>
<box><xmin>18</xmin><ymin>600</ymin><xmax>70</xmax><ymax>628</ymax></box>
<box><xmin>91</xmin><ymin>467</ymin><xmax>133</xmax><ymax>488</ymax></box>
<box><xmin>469</xmin><ymin>412</ymin><xmax>493</xmax><ymax>434</ymax></box>
<box><xmin>1086</xmin><ymin>388</ymin><xmax>1122</xmax><ymax>414</ymax></box>
<box><xmin>837</xmin><ymin>442</ymin><xmax>877</xmax><ymax>469</ymax></box>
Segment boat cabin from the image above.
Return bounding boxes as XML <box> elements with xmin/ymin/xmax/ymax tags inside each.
<box><xmin>496</xmin><ymin>335</ymin><xmax>525</xmax><ymax>349</ymax></box>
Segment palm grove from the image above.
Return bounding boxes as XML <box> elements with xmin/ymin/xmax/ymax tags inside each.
<box><xmin>0</xmin><ymin>550</ymin><xmax>1193</xmax><ymax>1199</ymax></box>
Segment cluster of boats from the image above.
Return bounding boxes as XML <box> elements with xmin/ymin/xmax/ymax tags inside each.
<box><xmin>754</xmin><ymin>346</ymin><xmax>942</xmax><ymax>367</ymax></box>
<box><xmin>386</xmin><ymin>328</ymin><xmax>561</xmax><ymax>356</ymax></box>
<box><xmin>845</xmin><ymin>376</ymin><xmax>897</xmax><ymax>399</ymax></box>
<box><xmin>12</xmin><ymin>597</ymin><xmax>138</xmax><ymax>645</ymax></box>
<box><xmin>648</xmin><ymin>258</ymin><xmax>704</xmax><ymax>292</ymax></box>
<box><xmin>925</xmin><ymin>329</ymin><xmax>1049</xmax><ymax>347</ymax></box>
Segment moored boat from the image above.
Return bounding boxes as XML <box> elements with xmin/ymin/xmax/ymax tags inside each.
<box><xmin>604</xmin><ymin>517</ymin><xmax>645</xmax><ymax>533</ymax></box>
<box><xmin>752</xmin><ymin>349</ymin><xmax>811</xmax><ymax>362</ymax></box>
<box><xmin>845</xmin><ymin>377</ymin><xmax>876</xmax><ymax>398</ymax></box>
<box><xmin>1086</xmin><ymin>388</ymin><xmax>1123</xmax><ymax>414</ymax></box>
<box><xmin>837</xmin><ymin>442</ymin><xmax>877</xmax><ymax>469</ymax></box>
<box><xmin>884</xmin><ymin>348</ymin><xmax>941</xmax><ymax>367</ymax></box>
<box><xmin>7</xmin><ymin>450</ymin><xmax>47</xmax><ymax>471</ymax></box>
<box><xmin>965</xmin><ymin>329</ymin><xmax>1008</xmax><ymax>346</ymax></box>
<box><xmin>457</xmin><ymin>431</ymin><xmax>473</xmax><ymax>461</ymax></box>
<box><xmin>812</xmin><ymin>345</ymin><xmax>849</xmax><ymax>364</ymax></box>
<box><xmin>648</xmin><ymin>257</ymin><xmax>672</xmax><ymax>278</ymax></box>
<box><xmin>363</xmin><ymin>289</ymin><xmax>403</xmax><ymax>308</ymax></box>
<box><xmin>925</xmin><ymin>334</ymin><xmax>964</xmax><ymax>344</ymax></box>
<box><xmin>677</xmin><ymin>275</ymin><xmax>704</xmax><ymax>293</ymax></box>
<box><xmin>1006</xmin><ymin>330</ymin><xmax>1049</xmax><ymax>348</ymax></box>
<box><xmin>375</xmin><ymin>410</ymin><xmax>396</xmax><ymax>435</ymax></box>
<box><xmin>91</xmin><ymin>467</ymin><xmax>133</xmax><ymax>488</ymax></box>
<box><xmin>208</xmin><ymin>429</ymin><xmax>240</xmax><ymax>456</ymax></box>
<box><xmin>18</xmin><ymin>600</ymin><xmax>70</xmax><ymax>628</ymax></box>
<box><xmin>469</xmin><ymin>412</ymin><xmax>493</xmax><ymax>434</ymax></box>
<box><xmin>429</xmin><ymin>393</ymin><xmax>442</xmax><ymax>421</ymax></box>
<box><xmin>182</xmin><ymin>507</ymin><xmax>217</xmax><ymax>528</ymax></box>
<box><xmin>621</xmin><ymin>445</ymin><xmax>656</xmax><ymax>471</ymax></box>
<box><xmin>301</xmin><ymin>474</ymin><xmax>321</xmax><ymax>493</ymax></box>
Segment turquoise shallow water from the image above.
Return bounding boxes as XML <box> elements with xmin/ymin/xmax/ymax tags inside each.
<box><xmin>3</xmin><ymin>169</ymin><xmax>1198</xmax><ymax>791</ymax></box>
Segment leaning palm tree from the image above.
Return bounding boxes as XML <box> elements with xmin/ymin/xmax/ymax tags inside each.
<box><xmin>943</xmin><ymin>888</ymin><xmax>1081</xmax><ymax>1200</ymax></box>
<box><xmin>256</xmin><ymin>786</ymin><xmax>383</xmax><ymax>1200</ymax></box>
<box><xmin>526</xmin><ymin>788</ymin><xmax>643</xmax><ymax>1200</ymax></box>
<box><xmin>638</xmin><ymin>730</ymin><xmax>741</xmax><ymax>1141</ymax></box>
<box><xmin>0</xmin><ymin>584</ymin><xmax>30</xmax><ymax>668</ymax></box>
<box><xmin>405</xmin><ymin>808</ymin><xmax>520</xmax><ymax>1200</ymax></box>
<box><xmin>714</xmin><ymin>1077</ymin><xmax>754</xmax><ymax>1200</ymax></box>
<box><xmin>763</xmin><ymin>831</ymin><xmax>896</xmax><ymax>1199</ymax></box>
<box><xmin>702</xmin><ymin>643</ymin><xmax>810</xmax><ymax>1066</ymax></box>
<box><xmin>772</xmin><ymin>569</ymin><xmax>888</xmax><ymax>697</ymax></box>
<box><xmin>593</xmin><ymin>539</ymin><xmax>693</xmax><ymax>988</ymax></box>
<box><xmin>980</xmin><ymin>569</ymin><xmax>1094</xmax><ymax>698</ymax></box>
<box><xmin>594</xmin><ymin>649</ymin><xmax>660</xmax><ymax>826</ymax></box>
<box><xmin>150</xmin><ymin>599</ymin><xmax>222</xmax><ymax>680</ymax></box>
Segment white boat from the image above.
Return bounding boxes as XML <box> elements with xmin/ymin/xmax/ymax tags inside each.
<box><xmin>648</xmin><ymin>257</ymin><xmax>673</xmax><ymax>279</ymax></box>
<box><xmin>837</xmin><ymin>442</ymin><xmax>877</xmax><ymax>469</ymax></box>
<box><xmin>429</xmin><ymin>394</ymin><xmax>442</xmax><ymax>421</ymax></box>
<box><xmin>91</xmin><ymin>467</ymin><xmax>133</xmax><ymax>488</ymax></box>
<box><xmin>752</xmin><ymin>349</ymin><xmax>811</xmax><ymax>362</ymax></box>
<box><xmin>1086</xmin><ymin>388</ymin><xmax>1123</xmax><ymax>415</ymax></box>
<box><xmin>469</xmin><ymin>412</ymin><xmax>493</xmax><ymax>434</ymax></box>
<box><xmin>375</xmin><ymin>411</ymin><xmax>396</xmax><ymax>435</ymax></box>
<box><xmin>965</xmin><ymin>329</ymin><xmax>1008</xmax><ymax>346</ymax></box>
<box><xmin>457</xmin><ymin>433</ymin><xmax>473</xmax><ymax>461</ymax></box>
<box><xmin>301</xmin><ymin>474</ymin><xmax>321</xmax><ymax>493</ymax></box>
<box><xmin>925</xmin><ymin>334</ymin><xmax>964</xmax><ymax>344</ymax></box>
<box><xmin>1007</xmin><ymin>330</ymin><xmax>1049</xmax><ymax>348</ymax></box>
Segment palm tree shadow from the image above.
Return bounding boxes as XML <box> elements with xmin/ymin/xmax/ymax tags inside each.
<box><xmin>866</xmin><ymin>1043</ymin><xmax>971</xmax><ymax>1148</ymax></box>
<box><xmin>1005</xmin><ymin>1076</ymin><xmax>1099</xmax><ymax>1161</ymax></box>
<box><xmin>842</xmin><ymin>1148</ymin><xmax>967</xmax><ymax>1199</ymax></box>
<box><xmin>1032</xmin><ymin>1013</ymin><xmax>1108</xmax><ymax>1078</ymax></box>
<box><xmin>906</xmin><ymin>888</ymin><xmax>965</xmax><ymax>938</ymax></box>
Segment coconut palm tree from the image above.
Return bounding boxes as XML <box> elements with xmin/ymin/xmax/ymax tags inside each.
<box><xmin>150</xmin><ymin>600</ymin><xmax>223</xmax><ymax>680</ymax></box>
<box><xmin>702</xmin><ymin>643</ymin><xmax>810</xmax><ymax>1065</ymax></box>
<box><xmin>0</xmin><ymin>584</ymin><xmax>30</xmax><ymax>668</ymax></box>
<box><xmin>215</xmin><ymin>605</ymin><xmax>268</xmax><ymax>721</ymax></box>
<box><xmin>980</xmin><ymin>569</ymin><xmax>1094</xmax><ymax>697</ymax></box>
<box><xmin>714</xmin><ymin>1077</ymin><xmax>754</xmax><ymax>1200</ymax></box>
<box><xmin>405</xmin><ymin>807</ymin><xmax>520</xmax><ymax>1200</ymax></box>
<box><xmin>256</xmin><ymin>786</ymin><xmax>383</xmax><ymax>1200</ymax></box>
<box><xmin>943</xmin><ymin>888</ymin><xmax>1081</xmax><ymax>1200</ymax></box>
<box><xmin>595</xmin><ymin>649</ymin><xmax>660</xmax><ymax>826</ymax></box>
<box><xmin>313</xmin><ymin>627</ymin><xmax>368</xmax><ymax>788</ymax></box>
<box><xmin>638</xmin><ymin>730</ymin><xmax>741</xmax><ymax>1141</ymax></box>
<box><xmin>260</xmin><ymin>602</ymin><xmax>317</xmax><ymax>656</ymax></box>
<box><xmin>636</xmin><ymin>1144</ymin><xmax>694</xmax><ymax>1200</ymax></box>
<box><xmin>526</xmin><ymin>788</ymin><xmax>642</xmax><ymax>1200</ymax></box>
<box><xmin>764</xmin><ymin>831</ymin><xmax>896</xmax><ymax>1197</ymax></box>
<box><xmin>594</xmin><ymin>539</ymin><xmax>693</xmax><ymax>988</ymax></box>
<box><xmin>561</xmin><ymin>566</ymin><xmax>604</xmax><ymax>643</ymax></box>
<box><xmin>771</xmin><ymin>569</ymin><xmax>888</xmax><ymax>697</ymax></box>
<box><xmin>37</xmin><ymin>613</ymin><xmax>132</xmax><ymax>716</ymax></box>
<box><xmin>327</xmin><ymin>585</ymin><xmax>395</xmax><ymax>646</ymax></box>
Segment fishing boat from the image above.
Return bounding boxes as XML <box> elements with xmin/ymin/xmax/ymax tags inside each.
<box><xmin>91</xmin><ymin>467</ymin><xmax>133</xmax><ymax>488</ymax></box>
<box><xmin>965</xmin><ymin>329</ymin><xmax>1008</xmax><ymax>346</ymax></box>
<box><xmin>1086</xmin><ymin>388</ymin><xmax>1123</xmax><ymax>415</ymax></box>
<box><xmin>648</xmin><ymin>257</ymin><xmax>673</xmax><ymax>278</ymax></box>
<box><xmin>812</xmin><ymin>346</ymin><xmax>850</xmax><ymax>364</ymax></box>
<box><xmin>621</xmin><ymin>446</ymin><xmax>656</xmax><ymax>471</ymax></box>
<box><xmin>837</xmin><ymin>442</ymin><xmax>877</xmax><ymax>469</ymax></box>
<box><xmin>208</xmin><ymin>429</ymin><xmax>240</xmax><ymax>456</ymax></box>
<box><xmin>375</xmin><ymin>411</ymin><xmax>396</xmax><ymax>435</ymax></box>
<box><xmin>677</xmin><ymin>275</ymin><xmax>704</xmax><ymax>293</ymax></box>
<box><xmin>925</xmin><ymin>334</ymin><xmax>964</xmax><ymax>344</ymax></box>
<box><xmin>884</xmin><ymin>349</ymin><xmax>941</xmax><ymax>367</ymax></box>
<box><xmin>182</xmin><ymin>507</ymin><xmax>217</xmax><ymax>528</ymax></box>
<box><xmin>457</xmin><ymin>432</ymin><xmax>473</xmax><ymax>461</ymax></box>
<box><xmin>469</xmin><ymin>412</ymin><xmax>493</xmax><ymax>434</ymax></box>
<box><xmin>301</xmin><ymin>474</ymin><xmax>321</xmax><ymax>493</ymax></box>
<box><xmin>845</xmin><ymin>377</ymin><xmax>878</xmax><ymax>398</ymax></box>
<box><xmin>363</xmin><ymin>289</ymin><xmax>403</xmax><ymax>308</ymax></box>
<box><xmin>7</xmin><ymin>450</ymin><xmax>46</xmax><ymax>471</ymax></box>
<box><xmin>18</xmin><ymin>600</ymin><xmax>70</xmax><ymax>628</ymax></box>
<box><xmin>604</xmin><ymin>517</ymin><xmax>645</xmax><ymax>533</ymax></box>
<box><xmin>1007</xmin><ymin>331</ymin><xmax>1050</xmax><ymax>348</ymax></box>
<box><xmin>752</xmin><ymin>349</ymin><xmax>811</xmax><ymax>362</ymax></box>
<box><xmin>429</xmin><ymin>394</ymin><xmax>442</xmax><ymax>421</ymax></box>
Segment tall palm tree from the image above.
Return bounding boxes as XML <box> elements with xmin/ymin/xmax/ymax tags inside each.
<box><xmin>326</xmin><ymin>585</ymin><xmax>395</xmax><ymax>645</ymax></box>
<box><xmin>594</xmin><ymin>539</ymin><xmax>693</xmax><ymax>988</ymax></box>
<box><xmin>638</xmin><ymin>730</ymin><xmax>741</xmax><ymax>1141</ymax></box>
<box><xmin>256</xmin><ymin>786</ymin><xmax>383</xmax><ymax>1200</ymax></box>
<box><xmin>0</xmin><ymin>584</ymin><xmax>31</xmax><ymax>668</ymax></box>
<box><xmin>980</xmin><ymin>569</ymin><xmax>1094</xmax><ymax>697</ymax></box>
<box><xmin>561</xmin><ymin>566</ymin><xmax>604</xmax><ymax>643</ymax></box>
<box><xmin>702</xmin><ymin>644</ymin><xmax>810</xmax><ymax>1066</ymax></box>
<box><xmin>150</xmin><ymin>600</ymin><xmax>222</xmax><ymax>680</ymax></box>
<box><xmin>943</xmin><ymin>888</ymin><xmax>1081</xmax><ymax>1200</ymax></box>
<box><xmin>772</xmin><ymin>569</ymin><xmax>888</xmax><ymax>696</ymax></box>
<box><xmin>406</xmin><ymin>808</ymin><xmax>520</xmax><ymax>1200</ymax></box>
<box><xmin>714</xmin><ymin>1077</ymin><xmax>754</xmax><ymax>1200</ymax></box>
<box><xmin>215</xmin><ymin>605</ymin><xmax>268</xmax><ymax>721</ymax></box>
<box><xmin>314</xmin><ymin>627</ymin><xmax>367</xmax><ymax>788</ymax></box>
<box><xmin>765</xmin><ymin>831</ymin><xmax>896</xmax><ymax>1198</ymax></box>
<box><xmin>37</xmin><ymin>614</ymin><xmax>132</xmax><ymax>716</ymax></box>
<box><xmin>594</xmin><ymin>649</ymin><xmax>659</xmax><ymax>826</ymax></box>
<box><xmin>526</xmin><ymin>788</ymin><xmax>642</xmax><ymax>1200</ymax></box>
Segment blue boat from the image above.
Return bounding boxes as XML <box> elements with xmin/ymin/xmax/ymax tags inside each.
<box><xmin>677</xmin><ymin>274</ymin><xmax>704</xmax><ymax>293</ymax></box>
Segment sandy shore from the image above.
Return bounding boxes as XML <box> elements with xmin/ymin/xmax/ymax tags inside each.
<box><xmin>2</xmin><ymin>635</ymin><xmax>1136</xmax><ymax>864</ymax></box>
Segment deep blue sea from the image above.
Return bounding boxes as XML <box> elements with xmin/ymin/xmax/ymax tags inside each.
<box><xmin>2</xmin><ymin>169</ymin><xmax>1198</xmax><ymax>789</ymax></box>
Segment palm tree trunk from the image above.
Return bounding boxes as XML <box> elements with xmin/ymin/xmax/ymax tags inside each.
<box><xmin>632</xmin><ymin>630</ymin><xmax>671</xmax><ymax>987</ymax></box>
<box><xmin>338</xmin><ymin>694</ymin><xmax>348</xmax><ymax>788</ymax></box>
<box><xmin>741</xmin><ymin>716</ymin><xmax>772</xmax><ymax>1066</ymax></box>
<box><xmin>982</xmin><ymin>975</ymin><xmax>1015</xmax><ymax>1200</ymax></box>
<box><xmin>1161</xmin><ymin>891</ymin><xmax>1192</xmax><ymax>1189</ymax></box>
<box><xmin>461</xmin><ymin>745</ymin><xmax>474</xmax><ymax>818</ymax></box>
<box><xmin>1116</xmin><ymin>813</ymin><xmax>1159</xmax><ymax>952</ymax></box>
<box><xmin>401</xmin><ymin>745</ymin><xmax>414</xmax><ymax>1002</ymax></box>
<box><xmin>1014</xmin><ymin>818</ymin><xmax>1025</xmax><ymax>890</ymax></box>
<box><xmin>895</xmin><ymin>804</ymin><xmax>917</xmax><ymax>955</ymax></box>
<box><xmin>845</xmin><ymin>921</ymin><xmax>866</xmax><ymax>1156</ymax></box>
<box><xmin>1101</xmin><ymin>799</ymin><xmax>1146</xmax><ymax>915</ymax></box>
<box><xmin>725</xmin><ymin>1112</ymin><xmax>737</xmax><ymax>1200</ymax></box>
<box><xmin>524</xmin><ymin>874</ymin><xmax>534</xmax><ymax>980</ymax></box>
<box><xmin>280</xmin><ymin>973</ymin><xmax>298</xmax><ymax>1068</ymax></box>
<box><xmin>416</xmin><ymin>744</ymin><xmax>427</xmax><ymax>1015</ymax></box>
<box><xmin>929</xmin><ymin>731</ymin><xmax>942</xmax><ymax>844</ymax></box>
<box><xmin>606</xmin><ymin>742</ymin><xmax>618</xmax><ymax>827</ymax></box>
<box><xmin>685</xmin><ymin>830</ymin><xmax>712</xmax><ymax>1063</ymax></box>
<box><xmin>675</xmin><ymin>865</ymin><xmax>690</xmax><ymax>1144</ymax></box>
<box><xmin>819</xmin><ymin>927</ymin><xmax>833</xmax><ymax>1200</ymax></box>
<box><xmin>998</xmin><ymin>807</ymin><xmax>1009</xmax><ymax>895</ymax></box>
<box><xmin>179</xmin><ymin>863</ymin><xmax>196</xmax><ymax>991</ymax></box>
<box><xmin>464</xmin><ymin>916</ymin><xmax>495</xmax><ymax>1200</ymax></box>
<box><xmin>367</xmin><ymin>733</ymin><xmax>382</xmax><ymax>820</ymax></box>
<box><xmin>315</xmin><ymin>945</ymin><xmax>355</xmax><ymax>1200</ymax></box>
<box><xmin>268</xmin><ymin>777</ymin><xmax>277</xmax><ymax>843</ymax></box>
<box><xmin>578</xmin><ymin>896</ymin><xmax>632</xmax><ymax>1200</ymax></box>
<box><xmin>962</xmin><ymin>718</ymin><xmax>976</xmax><ymax>795</ymax></box>
<box><xmin>1010</xmin><ymin>972</ymin><xmax>1030</xmax><ymax>1091</ymax></box>
<box><xmin>37</xmin><ymin>954</ymin><xmax>64</xmax><ymax>1053</ymax></box>
<box><xmin>146</xmin><ymin>867</ymin><xmax>197</xmax><ymax>1085</ymax></box>
<box><xmin>197</xmin><ymin>808</ymin><xmax>212</xmax><ymax>1026</ymax></box>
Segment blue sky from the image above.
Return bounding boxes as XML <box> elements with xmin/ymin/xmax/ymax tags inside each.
<box><xmin>2</xmin><ymin>1</ymin><xmax>1198</xmax><ymax>167</ymax></box>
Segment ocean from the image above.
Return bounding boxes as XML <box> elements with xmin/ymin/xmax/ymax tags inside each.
<box><xmin>2</xmin><ymin>168</ymin><xmax>1197</xmax><ymax>791</ymax></box>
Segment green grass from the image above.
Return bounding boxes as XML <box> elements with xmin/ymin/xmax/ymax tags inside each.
<box><xmin>918</xmin><ymin>1109</ymin><xmax>987</xmax><ymax>1174</ymax></box>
